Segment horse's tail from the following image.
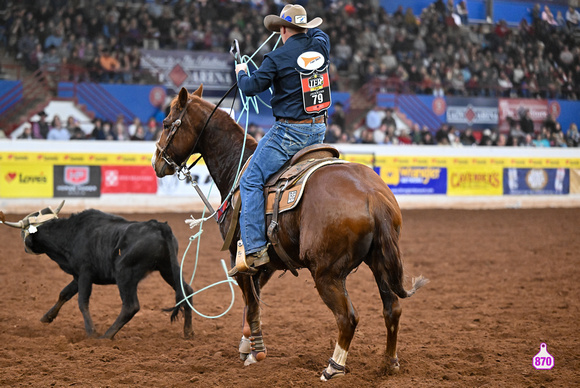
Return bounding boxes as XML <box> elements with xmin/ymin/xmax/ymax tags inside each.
<box><xmin>369</xmin><ymin>193</ymin><xmax>429</xmax><ymax>299</ymax></box>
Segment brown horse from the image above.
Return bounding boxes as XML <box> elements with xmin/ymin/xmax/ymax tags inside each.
<box><xmin>152</xmin><ymin>85</ymin><xmax>427</xmax><ymax>381</ymax></box>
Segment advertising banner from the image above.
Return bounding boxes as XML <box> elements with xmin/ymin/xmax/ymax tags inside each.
<box><xmin>503</xmin><ymin>168</ymin><xmax>569</xmax><ymax>195</ymax></box>
<box><xmin>101</xmin><ymin>166</ymin><xmax>158</xmax><ymax>194</ymax></box>
<box><xmin>447</xmin><ymin>165</ymin><xmax>503</xmax><ymax>196</ymax></box>
<box><xmin>446</xmin><ymin>97</ymin><xmax>498</xmax><ymax>129</ymax></box>
<box><xmin>570</xmin><ymin>169</ymin><xmax>580</xmax><ymax>194</ymax></box>
<box><xmin>376</xmin><ymin>166</ymin><xmax>447</xmax><ymax>194</ymax></box>
<box><xmin>140</xmin><ymin>50</ymin><xmax>234</xmax><ymax>95</ymax></box>
<box><xmin>54</xmin><ymin>166</ymin><xmax>101</xmax><ymax>198</ymax></box>
<box><xmin>156</xmin><ymin>164</ymin><xmax>220</xmax><ymax>200</ymax></box>
<box><xmin>0</xmin><ymin>164</ymin><xmax>53</xmax><ymax>198</ymax></box>
<box><xmin>498</xmin><ymin>98</ymin><xmax>548</xmax><ymax>132</ymax></box>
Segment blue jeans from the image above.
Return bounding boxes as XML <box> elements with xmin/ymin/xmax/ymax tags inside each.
<box><xmin>240</xmin><ymin>121</ymin><xmax>326</xmax><ymax>254</ymax></box>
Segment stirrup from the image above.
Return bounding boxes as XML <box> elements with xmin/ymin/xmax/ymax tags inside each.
<box><xmin>228</xmin><ymin>242</ymin><xmax>269</xmax><ymax>276</ymax></box>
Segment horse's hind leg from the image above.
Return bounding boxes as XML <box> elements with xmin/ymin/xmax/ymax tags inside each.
<box><xmin>369</xmin><ymin>262</ymin><xmax>402</xmax><ymax>374</ymax></box>
<box><xmin>315</xmin><ymin>274</ymin><xmax>359</xmax><ymax>381</ymax></box>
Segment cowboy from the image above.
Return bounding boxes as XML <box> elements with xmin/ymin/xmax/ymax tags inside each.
<box><xmin>228</xmin><ymin>4</ymin><xmax>330</xmax><ymax>276</ymax></box>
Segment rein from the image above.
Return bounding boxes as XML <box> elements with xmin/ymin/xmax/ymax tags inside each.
<box><xmin>156</xmin><ymin>82</ymin><xmax>239</xmax><ymax>178</ymax></box>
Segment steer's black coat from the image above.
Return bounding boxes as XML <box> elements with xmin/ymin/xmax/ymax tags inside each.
<box><xmin>24</xmin><ymin>209</ymin><xmax>194</xmax><ymax>339</ymax></box>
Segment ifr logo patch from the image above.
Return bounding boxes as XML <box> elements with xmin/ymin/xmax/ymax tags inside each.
<box><xmin>287</xmin><ymin>190</ymin><xmax>297</xmax><ymax>203</ymax></box>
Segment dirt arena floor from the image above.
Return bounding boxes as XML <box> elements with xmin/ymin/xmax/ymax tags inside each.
<box><xmin>1</xmin><ymin>208</ymin><xmax>578</xmax><ymax>387</ymax></box>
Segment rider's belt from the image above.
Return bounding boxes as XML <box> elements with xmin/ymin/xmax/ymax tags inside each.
<box><xmin>276</xmin><ymin>115</ymin><xmax>326</xmax><ymax>124</ymax></box>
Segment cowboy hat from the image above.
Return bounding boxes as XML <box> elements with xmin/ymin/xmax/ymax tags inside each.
<box><xmin>264</xmin><ymin>4</ymin><xmax>323</xmax><ymax>32</ymax></box>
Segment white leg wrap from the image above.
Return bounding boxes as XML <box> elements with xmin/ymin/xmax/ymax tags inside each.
<box><xmin>239</xmin><ymin>335</ymin><xmax>251</xmax><ymax>354</ymax></box>
<box><xmin>331</xmin><ymin>344</ymin><xmax>348</xmax><ymax>366</ymax></box>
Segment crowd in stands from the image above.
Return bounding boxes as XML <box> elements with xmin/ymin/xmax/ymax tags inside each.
<box><xmin>1</xmin><ymin>0</ymin><xmax>580</xmax><ymax>145</ymax></box>
<box><xmin>2</xmin><ymin>0</ymin><xmax>580</xmax><ymax>97</ymax></box>
<box><xmin>325</xmin><ymin>104</ymin><xmax>579</xmax><ymax>147</ymax></box>
<box><xmin>16</xmin><ymin>112</ymin><xmax>162</xmax><ymax>142</ymax></box>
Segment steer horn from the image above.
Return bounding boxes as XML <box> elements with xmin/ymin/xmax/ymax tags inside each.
<box><xmin>0</xmin><ymin>212</ymin><xmax>25</xmax><ymax>228</ymax></box>
<box><xmin>54</xmin><ymin>200</ymin><xmax>65</xmax><ymax>215</ymax></box>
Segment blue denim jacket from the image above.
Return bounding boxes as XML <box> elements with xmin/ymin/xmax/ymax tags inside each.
<box><xmin>237</xmin><ymin>28</ymin><xmax>330</xmax><ymax>120</ymax></box>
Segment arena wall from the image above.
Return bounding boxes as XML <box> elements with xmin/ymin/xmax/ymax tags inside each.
<box><xmin>1</xmin><ymin>141</ymin><xmax>579</xmax><ymax>213</ymax></box>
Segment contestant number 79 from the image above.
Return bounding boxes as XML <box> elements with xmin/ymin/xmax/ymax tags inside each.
<box><xmin>312</xmin><ymin>93</ymin><xmax>324</xmax><ymax>105</ymax></box>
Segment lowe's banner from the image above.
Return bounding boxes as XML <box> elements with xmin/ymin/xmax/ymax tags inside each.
<box><xmin>140</xmin><ymin>50</ymin><xmax>234</xmax><ymax>95</ymax></box>
<box><xmin>504</xmin><ymin>168</ymin><xmax>569</xmax><ymax>195</ymax></box>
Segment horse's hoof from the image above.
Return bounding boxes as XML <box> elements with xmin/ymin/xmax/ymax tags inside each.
<box><xmin>244</xmin><ymin>353</ymin><xmax>258</xmax><ymax>366</ymax></box>
<box><xmin>320</xmin><ymin>359</ymin><xmax>347</xmax><ymax>381</ymax></box>
<box><xmin>320</xmin><ymin>368</ymin><xmax>345</xmax><ymax>381</ymax></box>
<box><xmin>40</xmin><ymin>315</ymin><xmax>53</xmax><ymax>323</ymax></box>
<box><xmin>243</xmin><ymin>350</ymin><xmax>267</xmax><ymax>366</ymax></box>
<box><xmin>386</xmin><ymin>357</ymin><xmax>400</xmax><ymax>374</ymax></box>
<box><xmin>184</xmin><ymin>331</ymin><xmax>194</xmax><ymax>340</ymax></box>
<box><xmin>240</xmin><ymin>352</ymin><xmax>249</xmax><ymax>361</ymax></box>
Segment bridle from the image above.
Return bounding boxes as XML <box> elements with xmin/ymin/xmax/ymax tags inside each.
<box><xmin>155</xmin><ymin>83</ymin><xmax>239</xmax><ymax>178</ymax></box>
<box><xmin>155</xmin><ymin>99</ymin><xmax>198</xmax><ymax>176</ymax></box>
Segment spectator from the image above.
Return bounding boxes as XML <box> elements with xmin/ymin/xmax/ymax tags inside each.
<box><xmin>565</xmin><ymin>123</ymin><xmax>579</xmax><ymax>147</ymax></box>
<box><xmin>31</xmin><ymin>111</ymin><xmax>50</xmax><ymax>139</ymax></box>
<box><xmin>47</xmin><ymin>115</ymin><xmax>70</xmax><ymax>140</ymax></box>
<box><xmin>435</xmin><ymin>124</ymin><xmax>450</xmax><ymax>145</ymax></box>
<box><xmin>533</xmin><ymin>131</ymin><xmax>551</xmax><ymax>147</ymax></box>
<box><xmin>330</xmin><ymin>102</ymin><xmax>346</xmax><ymax>132</ymax></box>
<box><xmin>131</xmin><ymin>124</ymin><xmax>147</xmax><ymax>141</ymax></box>
<box><xmin>144</xmin><ymin>117</ymin><xmax>160</xmax><ymax>141</ymax></box>
<box><xmin>456</xmin><ymin>1</ymin><xmax>468</xmax><ymax>25</ymax></box>
<box><xmin>127</xmin><ymin>117</ymin><xmax>141</xmax><ymax>137</ymax></box>
<box><xmin>460</xmin><ymin>128</ymin><xmax>477</xmax><ymax>146</ymax></box>
<box><xmin>519</xmin><ymin>134</ymin><xmax>535</xmax><ymax>147</ymax></box>
<box><xmin>18</xmin><ymin>123</ymin><xmax>33</xmax><ymax>140</ymax></box>
<box><xmin>92</xmin><ymin>119</ymin><xmax>116</xmax><ymax>140</ymax></box>
<box><xmin>324</xmin><ymin>124</ymin><xmax>342</xmax><ymax>144</ymax></box>
<box><xmin>99</xmin><ymin>48</ymin><xmax>121</xmax><ymax>83</ymax></box>
<box><xmin>565</xmin><ymin>6</ymin><xmax>580</xmax><ymax>30</ymax></box>
<box><xmin>365</xmin><ymin>106</ymin><xmax>385</xmax><ymax>131</ymax></box>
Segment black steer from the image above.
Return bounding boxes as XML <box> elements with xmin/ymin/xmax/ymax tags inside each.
<box><xmin>1</xmin><ymin>204</ymin><xmax>194</xmax><ymax>340</ymax></box>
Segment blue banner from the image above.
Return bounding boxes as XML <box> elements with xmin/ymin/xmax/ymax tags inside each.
<box><xmin>503</xmin><ymin>168</ymin><xmax>569</xmax><ymax>195</ymax></box>
<box><xmin>375</xmin><ymin>166</ymin><xmax>447</xmax><ymax>195</ymax></box>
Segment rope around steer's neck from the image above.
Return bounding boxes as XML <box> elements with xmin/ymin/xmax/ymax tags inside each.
<box><xmin>175</xmin><ymin>33</ymin><xmax>282</xmax><ymax>319</ymax></box>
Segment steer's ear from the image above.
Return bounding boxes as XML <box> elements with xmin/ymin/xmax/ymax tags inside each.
<box><xmin>193</xmin><ymin>84</ymin><xmax>203</xmax><ymax>98</ymax></box>
<box><xmin>178</xmin><ymin>87</ymin><xmax>189</xmax><ymax>109</ymax></box>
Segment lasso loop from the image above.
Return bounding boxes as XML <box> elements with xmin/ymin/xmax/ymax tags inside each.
<box><xmin>175</xmin><ymin>33</ymin><xmax>281</xmax><ymax>318</ymax></box>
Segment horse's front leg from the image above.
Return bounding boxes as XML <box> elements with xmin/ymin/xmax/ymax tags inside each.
<box><xmin>236</xmin><ymin>270</ymin><xmax>273</xmax><ymax>366</ymax></box>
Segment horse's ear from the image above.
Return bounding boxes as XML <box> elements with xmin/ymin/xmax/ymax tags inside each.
<box><xmin>193</xmin><ymin>84</ymin><xmax>203</xmax><ymax>98</ymax></box>
<box><xmin>178</xmin><ymin>87</ymin><xmax>189</xmax><ymax>108</ymax></box>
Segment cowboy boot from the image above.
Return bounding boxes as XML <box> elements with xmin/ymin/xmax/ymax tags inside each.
<box><xmin>228</xmin><ymin>241</ymin><xmax>270</xmax><ymax>276</ymax></box>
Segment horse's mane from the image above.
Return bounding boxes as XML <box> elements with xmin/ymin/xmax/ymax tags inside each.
<box><xmin>174</xmin><ymin>92</ymin><xmax>258</xmax><ymax>148</ymax></box>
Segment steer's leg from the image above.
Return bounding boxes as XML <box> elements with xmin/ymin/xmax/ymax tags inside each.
<box><xmin>77</xmin><ymin>273</ymin><xmax>96</xmax><ymax>337</ymax></box>
<box><xmin>41</xmin><ymin>279</ymin><xmax>78</xmax><ymax>323</ymax></box>
<box><xmin>315</xmin><ymin>273</ymin><xmax>359</xmax><ymax>381</ymax></box>
<box><xmin>100</xmin><ymin>275</ymin><xmax>140</xmax><ymax>340</ymax></box>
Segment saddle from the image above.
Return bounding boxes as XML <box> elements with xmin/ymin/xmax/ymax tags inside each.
<box><xmin>220</xmin><ymin>144</ymin><xmax>348</xmax><ymax>275</ymax></box>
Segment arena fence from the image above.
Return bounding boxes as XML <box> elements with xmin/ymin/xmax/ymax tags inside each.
<box><xmin>1</xmin><ymin>141</ymin><xmax>579</xmax><ymax>213</ymax></box>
